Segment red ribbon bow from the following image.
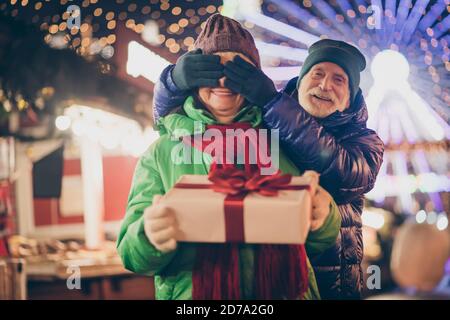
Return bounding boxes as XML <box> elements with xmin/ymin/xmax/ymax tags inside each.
<box><xmin>208</xmin><ymin>167</ymin><xmax>293</xmax><ymax>197</ymax></box>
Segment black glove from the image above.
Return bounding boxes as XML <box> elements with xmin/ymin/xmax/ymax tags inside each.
<box><xmin>171</xmin><ymin>49</ymin><xmax>224</xmax><ymax>91</ymax></box>
<box><xmin>223</xmin><ymin>55</ymin><xmax>277</xmax><ymax>107</ymax></box>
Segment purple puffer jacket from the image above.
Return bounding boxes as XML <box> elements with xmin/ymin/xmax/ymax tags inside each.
<box><xmin>152</xmin><ymin>65</ymin><xmax>385</xmax><ymax>299</ymax></box>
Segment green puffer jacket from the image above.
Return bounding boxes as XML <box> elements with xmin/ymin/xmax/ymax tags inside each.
<box><xmin>117</xmin><ymin>96</ymin><xmax>341</xmax><ymax>300</ymax></box>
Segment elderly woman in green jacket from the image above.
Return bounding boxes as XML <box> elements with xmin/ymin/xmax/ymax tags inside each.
<box><xmin>117</xmin><ymin>14</ymin><xmax>341</xmax><ymax>300</ymax></box>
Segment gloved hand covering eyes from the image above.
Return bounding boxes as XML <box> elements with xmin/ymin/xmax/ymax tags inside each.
<box><xmin>171</xmin><ymin>48</ymin><xmax>224</xmax><ymax>91</ymax></box>
<box><xmin>223</xmin><ymin>55</ymin><xmax>278</xmax><ymax>107</ymax></box>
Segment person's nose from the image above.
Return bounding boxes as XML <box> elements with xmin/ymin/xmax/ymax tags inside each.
<box><xmin>318</xmin><ymin>75</ymin><xmax>332</xmax><ymax>91</ymax></box>
<box><xmin>218</xmin><ymin>76</ymin><xmax>226</xmax><ymax>88</ymax></box>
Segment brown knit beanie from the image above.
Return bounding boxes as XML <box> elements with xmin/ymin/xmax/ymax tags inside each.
<box><xmin>194</xmin><ymin>13</ymin><xmax>261</xmax><ymax>69</ymax></box>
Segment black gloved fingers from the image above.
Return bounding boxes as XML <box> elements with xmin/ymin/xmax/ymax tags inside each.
<box><xmin>224</xmin><ymin>61</ymin><xmax>253</xmax><ymax>79</ymax></box>
<box><xmin>233</xmin><ymin>55</ymin><xmax>257</xmax><ymax>72</ymax></box>
<box><xmin>193</xmin><ymin>78</ymin><xmax>220</xmax><ymax>88</ymax></box>
<box><xmin>223</xmin><ymin>67</ymin><xmax>247</xmax><ymax>84</ymax></box>
<box><xmin>194</xmin><ymin>62</ymin><xmax>224</xmax><ymax>72</ymax></box>
<box><xmin>177</xmin><ymin>49</ymin><xmax>202</xmax><ymax>63</ymax></box>
<box><xmin>224</xmin><ymin>78</ymin><xmax>243</xmax><ymax>94</ymax></box>
<box><xmin>195</xmin><ymin>70</ymin><xmax>224</xmax><ymax>79</ymax></box>
<box><xmin>188</xmin><ymin>48</ymin><xmax>202</xmax><ymax>55</ymax></box>
<box><xmin>188</xmin><ymin>54</ymin><xmax>221</xmax><ymax>65</ymax></box>
<box><xmin>176</xmin><ymin>48</ymin><xmax>201</xmax><ymax>64</ymax></box>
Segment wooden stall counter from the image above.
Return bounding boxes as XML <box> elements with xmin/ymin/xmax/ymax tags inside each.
<box><xmin>8</xmin><ymin>237</ymin><xmax>155</xmax><ymax>300</ymax></box>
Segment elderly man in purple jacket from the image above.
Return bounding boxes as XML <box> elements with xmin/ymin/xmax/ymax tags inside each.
<box><xmin>151</xmin><ymin>38</ymin><xmax>384</xmax><ymax>299</ymax></box>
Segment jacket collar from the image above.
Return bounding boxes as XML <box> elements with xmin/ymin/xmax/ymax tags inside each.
<box><xmin>157</xmin><ymin>96</ymin><xmax>262</xmax><ymax>138</ymax></box>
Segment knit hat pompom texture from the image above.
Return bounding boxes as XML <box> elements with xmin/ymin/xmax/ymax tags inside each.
<box><xmin>298</xmin><ymin>39</ymin><xmax>367</xmax><ymax>104</ymax></box>
<box><xmin>194</xmin><ymin>13</ymin><xmax>261</xmax><ymax>69</ymax></box>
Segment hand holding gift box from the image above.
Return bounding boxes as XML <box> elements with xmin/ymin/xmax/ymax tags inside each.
<box><xmin>143</xmin><ymin>195</ymin><xmax>178</xmax><ymax>253</ymax></box>
<box><xmin>150</xmin><ymin>169</ymin><xmax>321</xmax><ymax>246</ymax></box>
<box><xmin>302</xmin><ymin>171</ymin><xmax>332</xmax><ymax>231</ymax></box>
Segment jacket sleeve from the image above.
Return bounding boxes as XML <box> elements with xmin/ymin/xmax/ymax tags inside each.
<box><xmin>153</xmin><ymin>64</ymin><xmax>190</xmax><ymax>124</ymax></box>
<box><xmin>305</xmin><ymin>199</ymin><xmax>341</xmax><ymax>257</ymax></box>
<box><xmin>116</xmin><ymin>144</ymin><xmax>176</xmax><ymax>275</ymax></box>
<box><xmin>262</xmin><ymin>92</ymin><xmax>384</xmax><ymax>204</ymax></box>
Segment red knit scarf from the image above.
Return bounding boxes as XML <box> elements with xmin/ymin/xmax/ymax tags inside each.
<box><xmin>182</xmin><ymin>122</ymin><xmax>309</xmax><ymax>300</ymax></box>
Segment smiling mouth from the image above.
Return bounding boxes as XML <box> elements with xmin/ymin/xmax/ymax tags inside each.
<box><xmin>211</xmin><ymin>89</ymin><xmax>235</xmax><ymax>96</ymax></box>
<box><xmin>311</xmin><ymin>94</ymin><xmax>332</xmax><ymax>102</ymax></box>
